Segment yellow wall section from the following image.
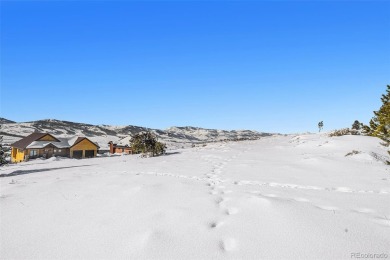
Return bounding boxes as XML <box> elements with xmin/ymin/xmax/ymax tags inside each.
<box><xmin>38</xmin><ymin>134</ymin><xmax>57</xmax><ymax>141</ymax></box>
<box><xmin>11</xmin><ymin>148</ymin><xmax>26</xmax><ymax>163</ymax></box>
<box><xmin>70</xmin><ymin>139</ymin><xmax>98</xmax><ymax>158</ymax></box>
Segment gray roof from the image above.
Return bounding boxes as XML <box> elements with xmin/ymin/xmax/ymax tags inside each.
<box><xmin>26</xmin><ymin>138</ymin><xmax>74</xmax><ymax>149</ymax></box>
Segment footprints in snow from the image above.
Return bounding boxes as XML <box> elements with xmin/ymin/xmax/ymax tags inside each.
<box><xmin>234</xmin><ymin>180</ymin><xmax>389</xmax><ymax>195</ymax></box>
<box><xmin>202</xmin><ymin>154</ymin><xmax>240</xmax><ymax>253</ymax></box>
<box><xmin>226</xmin><ymin>207</ymin><xmax>239</xmax><ymax>215</ymax></box>
<box><xmin>372</xmin><ymin>217</ymin><xmax>390</xmax><ymax>227</ymax></box>
<box><xmin>209</xmin><ymin>221</ymin><xmax>224</xmax><ymax>229</ymax></box>
<box><xmin>220</xmin><ymin>238</ymin><xmax>238</xmax><ymax>252</ymax></box>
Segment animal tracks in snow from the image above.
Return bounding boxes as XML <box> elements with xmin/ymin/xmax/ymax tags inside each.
<box><xmin>315</xmin><ymin>205</ymin><xmax>339</xmax><ymax>212</ymax></box>
<box><xmin>220</xmin><ymin>238</ymin><xmax>238</xmax><ymax>252</ymax></box>
<box><xmin>371</xmin><ymin>217</ymin><xmax>390</xmax><ymax>227</ymax></box>
<box><xmin>225</xmin><ymin>207</ymin><xmax>239</xmax><ymax>215</ymax></box>
<box><xmin>353</xmin><ymin>208</ymin><xmax>376</xmax><ymax>214</ymax></box>
<box><xmin>201</xmin><ymin>154</ymin><xmax>242</xmax><ymax>253</ymax></box>
<box><xmin>234</xmin><ymin>180</ymin><xmax>389</xmax><ymax>195</ymax></box>
<box><xmin>134</xmin><ymin>171</ymin><xmax>389</xmax><ymax>196</ymax></box>
<box><xmin>209</xmin><ymin>221</ymin><xmax>224</xmax><ymax>229</ymax></box>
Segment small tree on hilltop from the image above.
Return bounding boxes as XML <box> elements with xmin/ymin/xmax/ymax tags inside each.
<box><xmin>130</xmin><ymin>131</ymin><xmax>166</xmax><ymax>157</ymax></box>
<box><xmin>352</xmin><ymin>120</ymin><xmax>362</xmax><ymax>130</ymax></box>
<box><xmin>318</xmin><ymin>121</ymin><xmax>324</xmax><ymax>132</ymax></box>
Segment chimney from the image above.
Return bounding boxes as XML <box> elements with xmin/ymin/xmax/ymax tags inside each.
<box><xmin>108</xmin><ymin>141</ymin><xmax>114</xmax><ymax>154</ymax></box>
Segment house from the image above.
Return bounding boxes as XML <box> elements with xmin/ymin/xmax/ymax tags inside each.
<box><xmin>108</xmin><ymin>136</ymin><xmax>132</xmax><ymax>154</ymax></box>
<box><xmin>10</xmin><ymin>133</ymin><xmax>100</xmax><ymax>163</ymax></box>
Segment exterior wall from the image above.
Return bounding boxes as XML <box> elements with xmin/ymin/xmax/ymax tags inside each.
<box><xmin>109</xmin><ymin>142</ymin><xmax>114</xmax><ymax>154</ymax></box>
<box><xmin>27</xmin><ymin>148</ymin><xmax>44</xmax><ymax>159</ymax></box>
<box><xmin>37</xmin><ymin>134</ymin><xmax>57</xmax><ymax>141</ymax></box>
<box><xmin>53</xmin><ymin>148</ymin><xmax>69</xmax><ymax>157</ymax></box>
<box><xmin>70</xmin><ymin>139</ymin><xmax>98</xmax><ymax>158</ymax></box>
<box><xmin>27</xmin><ymin>148</ymin><xmax>69</xmax><ymax>159</ymax></box>
<box><xmin>11</xmin><ymin>147</ymin><xmax>71</xmax><ymax>163</ymax></box>
<box><xmin>113</xmin><ymin>147</ymin><xmax>132</xmax><ymax>154</ymax></box>
<box><xmin>11</xmin><ymin>147</ymin><xmax>26</xmax><ymax>163</ymax></box>
<box><xmin>123</xmin><ymin>148</ymin><xmax>132</xmax><ymax>154</ymax></box>
<box><xmin>38</xmin><ymin>149</ymin><xmax>45</xmax><ymax>157</ymax></box>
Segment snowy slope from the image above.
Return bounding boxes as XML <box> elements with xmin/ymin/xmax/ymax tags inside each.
<box><xmin>0</xmin><ymin>134</ymin><xmax>389</xmax><ymax>259</ymax></box>
<box><xmin>0</xmin><ymin>119</ymin><xmax>273</xmax><ymax>149</ymax></box>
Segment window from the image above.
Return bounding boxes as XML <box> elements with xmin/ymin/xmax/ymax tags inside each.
<box><xmin>54</xmin><ymin>149</ymin><xmax>57</xmax><ymax>152</ymax></box>
<box><xmin>58</xmin><ymin>149</ymin><xmax>61</xmax><ymax>152</ymax></box>
<box><xmin>29</xmin><ymin>150</ymin><xmax>38</xmax><ymax>157</ymax></box>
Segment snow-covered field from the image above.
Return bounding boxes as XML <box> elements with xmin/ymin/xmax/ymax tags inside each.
<box><xmin>1</xmin><ymin>134</ymin><xmax>389</xmax><ymax>259</ymax></box>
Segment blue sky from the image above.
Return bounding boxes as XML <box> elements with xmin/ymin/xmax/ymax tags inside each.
<box><xmin>1</xmin><ymin>1</ymin><xmax>389</xmax><ymax>133</ymax></box>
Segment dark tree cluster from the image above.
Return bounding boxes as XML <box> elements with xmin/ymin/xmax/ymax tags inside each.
<box><xmin>130</xmin><ymin>131</ymin><xmax>166</xmax><ymax>157</ymax></box>
<box><xmin>351</xmin><ymin>120</ymin><xmax>362</xmax><ymax>130</ymax></box>
<box><xmin>0</xmin><ymin>125</ymin><xmax>8</xmax><ymax>166</ymax></box>
<box><xmin>318</xmin><ymin>121</ymin><xmax>324</xmax><ymax>132</ymax></box>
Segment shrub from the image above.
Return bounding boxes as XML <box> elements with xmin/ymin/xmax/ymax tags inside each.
<box><xmin>345</xmin><ymin>150</ymin><xmax>361</xmax><ymax>156</ymax></box>
<box><xmin>130</xmin><ymin>131</ymin><xmax>166</xmax><ymax>157</ymax></box>
<box><xmin>328</xmin><ymin>128</ymin><xmax>360</xmax><ymax>137</ymax></box>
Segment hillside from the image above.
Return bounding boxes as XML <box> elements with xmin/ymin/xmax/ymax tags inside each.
<box><xmin>0</xmin><ymin>118</ymin><xmax>273</xmax><ymax>149</ymax></box>
<box><xmin>0</xmin><ymin>118</ymin><xmax>15</xmax><ymax>124</ymax></box>
<box><xmin>0</xmin><ymin>134</ymin><xmax>389</xmax><ymax>259</ymax></box>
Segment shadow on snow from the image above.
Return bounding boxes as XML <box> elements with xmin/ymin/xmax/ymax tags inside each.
<box><xmin>0</xmin><ymin>165</ymin><xmax>92</xmax><ymax>178</ymax></box>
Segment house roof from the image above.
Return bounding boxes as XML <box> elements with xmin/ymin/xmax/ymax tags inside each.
<box><xmin>27</xmin><ymin>138</ymin><xmax>72</xmax><ymax>149</ymax></box>
<box><xmin>11</xmin><ymin>133</ymin><xmax>50</xmax><ymax>149</ymax></box>
<box><xmin>71</xmin><ymin>137</ymin><xmax>100</xmax><ymax>148</ymax></box>
<box><xmin>114</xmin><ymin>136</ymin><xmax>131</xmax><ymax>147</ymax></box>
<box><xmin>11</xmin><ymin>133</ymin><xmax>100</xmax><ymax>150</ymax></box>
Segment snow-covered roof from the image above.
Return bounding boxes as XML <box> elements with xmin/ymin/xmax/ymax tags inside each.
<box><xmin>18</xmin><ymin>133</ymin><xmax>100</xmax><ymax>149</ymax></box>
<box><xmin>27</xmin><ymin>138</ymin><xmax>71</xmax><ymax>149</ymax></box>
<box><xmin>67</xmin><ymin>136</ymin><xmax>80</xmax><ymax>147</ymax></box>
<box><xmin>115</xmin><ymin>136</ymin><xmax>131</xmax><ymax>146</ymax></box>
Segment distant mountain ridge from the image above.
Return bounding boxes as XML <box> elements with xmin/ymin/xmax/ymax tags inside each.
<box><xmin>0</xmin><ymin>118</ymin><xmax>275</xmax><ymax>149</ymax></box>
<box><xmin>0</xmin><ymin>118</ymin><xmax>16</xmax><ymax>124</ymax></box>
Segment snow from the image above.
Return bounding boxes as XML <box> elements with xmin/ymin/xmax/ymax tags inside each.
<box><xmin>27</xmin><ymin>138</ymin><xmax>73</xmax><ymax>149</ymax></box>
<box><xmin>0</xmin><ymin>134</ymin><xmax>389</xmax><ymax>259</ymax></box>
<box><xmin>115</xmin><ymin>136</ymin><xmax>132</xmax><ymax>146</ymax></box>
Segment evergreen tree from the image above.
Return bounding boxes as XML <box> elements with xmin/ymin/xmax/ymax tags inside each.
<box><xmin>352</xmin><ymin>120</ymin><xmax>362</xmax><ymax>130</ymax></box>
<box><xmin>318</xmin><ymin>121</ymin><xmax>324</xmax><ymax>132</ymax></box>
<box><xmin>368</xmin><ymin>85</ymin><xmax>390</xmax><ymax>163</ymax></box>
<box><xmin>0</xmin><ymin>125</ymin><xmax>8</xmax><ymax>166</ymax></box>
<box><xmin>361</xmin><ymin>124</ymin><xmax>372</xmax><ymax>135</ymax></box>
<box><xmin>130</xmin><ymin>131</ymin><xmax>166</xmax><ymax>157</ymax></box>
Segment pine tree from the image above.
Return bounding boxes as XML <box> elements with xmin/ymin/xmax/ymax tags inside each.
<box><xmin>0</xmin><ymin>125</ymin><xmax>8</xmax><ymax>166</ymax></box>
<box><xmin>361</xmin><ymin>124</ymin><xmax>372</xmax><ymax>135</ymax></box>
<box><xmin>352</xmin><ymin>120</ymin><xmax>361</xmax><ymax>130</ymax></box>
<box><xmin>368</xmin><ymin>85</ymin><xmax>390</xmax><ymax>163</ymax></box>
<box><xmin>370</xmin><ymin>85</ymin><xmax>390</xmax><ymax>142</ymax></box>
<box><xmin>318</xmin><ymin>121</ymin><xmax>324</xmax><ymax>132</ymax></box>
<box><xmin>130</xmin><ymin>131</ymin><xmax>166</xmax><ymax>157</ymax></box>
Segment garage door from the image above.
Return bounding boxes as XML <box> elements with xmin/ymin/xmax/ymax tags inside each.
<box><xmin>73</xmin><ymin>150</ymin><xmax>83</xmax><ymax>159</ymax></box>
<box><xmin>85</xmin><ymin>150</ymin><xmax>95</xmax><ymax>158</ymax></box>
